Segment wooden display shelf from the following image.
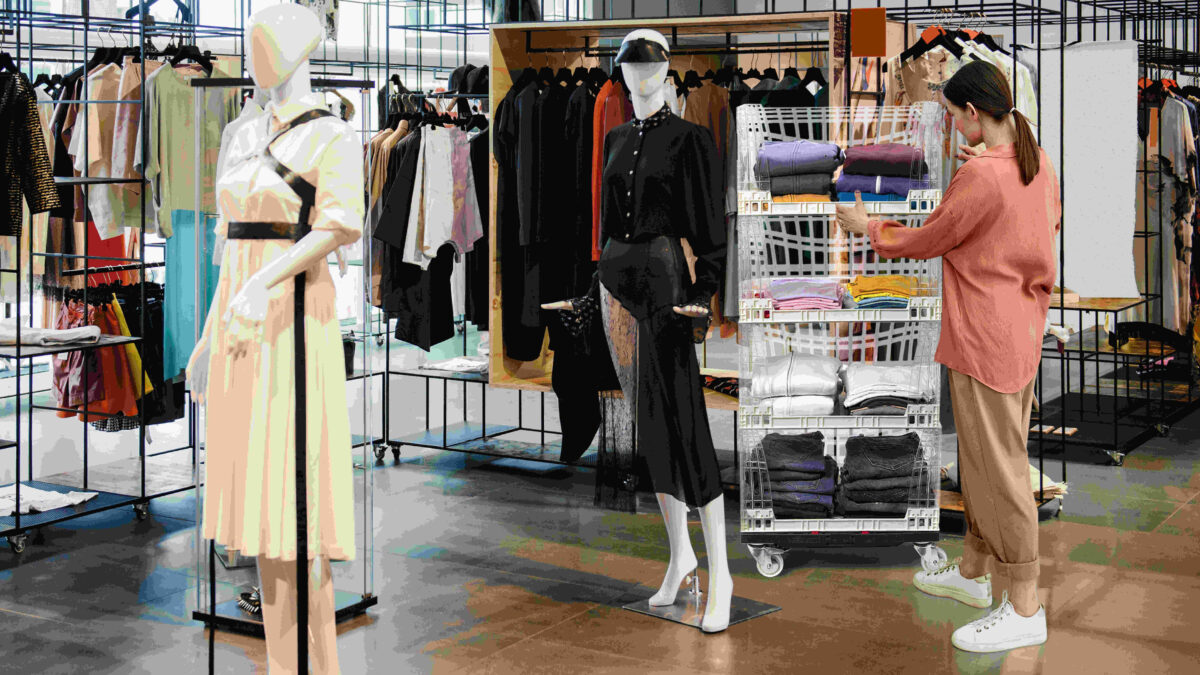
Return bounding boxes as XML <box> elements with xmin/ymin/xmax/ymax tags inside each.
<box><xmin>1047</xmin><ymin>296</ymin><xmax>1146</xmax><ymax>312</ymax></box>
<box><xmin>939</xmin><ymin>489</ymin><xmax>1056</xmax><ymax>513</ymax></box>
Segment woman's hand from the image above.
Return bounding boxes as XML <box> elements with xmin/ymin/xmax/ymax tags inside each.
<box><xmin>835</xmin><ymin>191</ymin><xmax>871</xmax><ymax>237</ymax></box>
<box><xmin>222</xmin><ymin>273</ymin><xmax>272</xmax><ymax>358</ymax></box>
<box><xmin>956</xmin><ymin>143</ymin><xmax>984</xmax><ymax>162</ymax></box>
<box><xmin>541</xmin><ymin>300</ymin><xmax>574</xmax><ymax>311</ymax></box>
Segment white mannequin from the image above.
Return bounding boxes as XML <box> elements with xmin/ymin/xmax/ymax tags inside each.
<box><xmin>186</xmin><ymin>6</ymin><xmax>347</xmax><ymax>673</ymax></box>
<box><xmin>544</xmin><ymin>28</ymin><xmax>733</xmax><ymax>633</ymax></box>
<box><xmin>187</xmin><ymin>5</ymin><xmax>345</xmax><ymax>393</ymax></box>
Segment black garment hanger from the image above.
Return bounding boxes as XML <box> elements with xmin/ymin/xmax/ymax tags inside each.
<box><xmin>1180</xmin><ymin>85</ymin><xmax>1200</xmax><ymax>99</ymax></box>
<box><xmin>967</xmin><ymin>30</ymin><xmax>1009</xmax><ymax>56</ymax></box>
<box><xmin>125</xmin><ymin>0</ymin><xmax>193</xmax><ymax>24</ymax></box>
<box><xmin>572</xmin><ymin>66</ymin><xmax>589</xmax><ymax>84</ymax></box>
<box><xmin>745</xmin><ymin>66</ymin><xmax>762</xmax><ymax>80</ymax></box>
<box><xmin>170</xmin><ymin>45</ymin><xmax>214</xmax><ymax>74</ymax></box>
<box><xmin>703</xmin><ymin>68</ymin><xmax>716</xmax><ymax>80</ymax></box>
<box><xmin>713</xmin><ymin>65</ymin><xmax>735</xmax><ymax>87</ymax></box>
<box><xmin>783</xmin><ymin>66</ymin><xmax>800</xmax><ymax>80</ymax></box>
<box><xmin>510</xmin><ymin>66</ymin><xmax>536</xmax><ymax>94</ymax></box>
<box><xmin>32</xmin><ymin>72</ymin><xmax>52</xmax><ymax>88</ymax></box>
<box><xmin>0</xmin><ymin>51</ymin><xmax>19</xmax><ymax>74</ymax></box>
<box><xmin>537</xmin><ymin>66</ymin><xmax>555</xmax><ymax>86</ymax></box>
<box><xmin>683</xmin><ymin>69</ymin><xmax>703</xmax><ymax>89</ymax></box>
<box><xmin>86</xmin><ymin>46</ymin><xmax>110</xmax><ymax>71</ymax></box>
<box><xmin>801</xmin><ymin>66</ymin><xmax>826</xmax><ymax>88</ymax></box>
<box><xmin>588</xmin><ymin>66</ymin><xmax>608</xmax><ymax>90</ymax></box>
<box><xmin>900</xmin><ymin>30</ymin><xmax>963</xmax><ymax>64</ymax></box>
<box><xmin>554</xmin><ymin>67</ymin><xmax>573</xmax><ymax>85</ymax></box>
<box><xmin>762</xmin><ymin>67</ymin><xmax>779</xmax><ymax>80</ymax></box>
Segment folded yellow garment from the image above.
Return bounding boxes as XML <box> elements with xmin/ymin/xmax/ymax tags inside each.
<box><xmin>847</xmin><ymin>274</ymin><xmax>917</xmax><ymax>299</ymax></box>
<box><xmin>772</xmin><ymin>194</ymin><xmax>832</xmax><ymax>203</ymax></box>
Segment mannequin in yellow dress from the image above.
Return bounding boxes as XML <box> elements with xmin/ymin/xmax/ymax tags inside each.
<box><xmin>186</xmin><ymin>5</ymin><xmax>360</xmax><ymax>673</ymax></box>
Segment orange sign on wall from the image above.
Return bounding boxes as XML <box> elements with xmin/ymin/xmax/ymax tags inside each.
<box><xmin>850</xmin><ymin>7</ymin><xmax>888</xmax><ymax>58</ymax></box>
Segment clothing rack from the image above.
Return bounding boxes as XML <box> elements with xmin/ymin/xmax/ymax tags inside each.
<box><xmin>0</xmin><ymin>2</ymin><xmax>222</xmax><ymax>556</ymax></box>
<box><xmin>61</xmin><ymin>261</ymin><xmax>165</xmax><ymax>277</ymax></box>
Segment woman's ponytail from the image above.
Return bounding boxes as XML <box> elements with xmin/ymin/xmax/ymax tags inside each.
<box><xmin>943</xmin><ymin>60</ymin><xmax>1041</xmax><ymax>185</ymax></box>
<box><xmin>1011</xmin><ymin>109</ymin><xmax>1039</xmax><ymax>186</ymax></box>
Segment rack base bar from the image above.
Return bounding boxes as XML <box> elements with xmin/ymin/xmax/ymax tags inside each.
<box><xmin>192</xmin><ymin>593</ymin><xmax>378</xmax><ymax>638</ymax></box>
<box><xmin>622</xmin><ymin>590</ymin><xmax>780</xmax><ymax>629</ymax></box>
<box><xmin>0</xmin><ymin>481</ymin><xmax>135</xmax><ymax>534</ymax></box>
<box><xmin>741</xmin><ymin>531</ymin><xmax>939</xmax><ymax>548</ymax></box>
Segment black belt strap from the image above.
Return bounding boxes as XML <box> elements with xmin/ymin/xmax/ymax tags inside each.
<box><xmin>254</xmin><ymin>106</ymin><xmax>333</xmax><ymax>673</ymax></box>
<box><xmin>226</xmin><ymin>221</ymin><xmax>311</xmax><ymax>241</ymax></box>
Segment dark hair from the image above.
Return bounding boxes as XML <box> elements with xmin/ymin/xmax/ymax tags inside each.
<box><xmin>942</xmin><ymin>60</ymin><xmax>1040</xmax><ymax>186</ymax></box>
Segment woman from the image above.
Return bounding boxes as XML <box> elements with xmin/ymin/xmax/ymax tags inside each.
<box><xmin>836</xmin><ymin>60</ymin><xmax>1060</xmax><ymax>653</ymax></box>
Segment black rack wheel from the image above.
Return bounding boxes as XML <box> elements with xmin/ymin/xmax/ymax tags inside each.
<box><xmin>373</xmin><ymin>442</ymin><xmax>388</xmax><ymax>463</ymax></box>
<box><xmin>8</xmin><ymin>534</ymin><xmax>28</xmax><ymax>554</ymax></box>
<box><xmin>133</xmin><ymin>503</ymin><xmax>149</xmax><ymax>521</ymax></box>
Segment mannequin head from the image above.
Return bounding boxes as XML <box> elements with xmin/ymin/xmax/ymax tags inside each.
<box><xmin>247</xmin><ymin>4</ymin><xmax>322</xmax><ymax>90</ymax></box>
<box><xmin>617</xmin><ymin>29</ymin><xmax>670</xmax><ymax>104</ymax></box>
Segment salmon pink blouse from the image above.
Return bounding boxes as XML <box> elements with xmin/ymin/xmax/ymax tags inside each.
<box><xmin>868</xmin><ymin>144</ymin><xmax>1061</xmax><ymax>393</ymax></box>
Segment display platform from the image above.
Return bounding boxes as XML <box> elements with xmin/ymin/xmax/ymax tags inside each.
<box><xmin>622</xmin><ymin>576</ymin><xmax>781</xmax><ymax>629</ymax></box>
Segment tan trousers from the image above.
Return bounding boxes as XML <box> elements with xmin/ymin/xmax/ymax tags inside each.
<box><xmin>258</xmin><ymin>556</ymin><xmax>340</xmax><ymax>674</ymax></box>
<box><xmin>948</xmin><ymin>370</ymin><xmax>1041</xmax><ymax>583</ymax></box>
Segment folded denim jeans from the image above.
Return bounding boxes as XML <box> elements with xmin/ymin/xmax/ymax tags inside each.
<box><xmin>762</xmin><ymin>432</ymin><xmax>827</xmax><ymax>472</ymax></box>
<box><xmin>840</xmin><ymin>473</ymin><xmax>922</xmax><ymax>492</ymax></box>
<box><xmin>842</xmin><ymin>431</ymin><xmax>923</xmax><ymax>481</ymax></box>
<box><xmin>772</xmin><ymin>475</ymin><xmax>836</xmax><ymax>495</ymax></box>
<box><xmin>772</xmin><ymin>503</ymin><xmax>833</xmax><ymax>518</ymax></box>
<box><xmin>834</xmin><ymin>497</ymin><xmax>912</xmax><ymax>516</ymax></box>
<box><xmin>772</xmin><ymin>491</ymin><xmax>834</xmax><ymax>510</ymax></box>
<box><xmin>768</xmin><ymin>469</ymin><xmax>825</xmax><ymax>481</ymax></box>
<box><xmin>843</xmin><ymin>486</ymin><xmax>911</xmax><ymax>503</ymax></box>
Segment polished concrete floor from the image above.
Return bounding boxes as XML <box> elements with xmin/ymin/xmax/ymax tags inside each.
<box><xmin>1</xmin><ymin>397</ymin><xmax>1199</xmax><ymax>674</ymax></box>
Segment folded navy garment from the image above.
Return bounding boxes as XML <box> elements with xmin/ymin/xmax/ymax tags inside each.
<box><xmin>848</xmin><ymin>395</ymin><xmax>924</xmax><ymax>415</ymax></box>
<box><xmin>769</xmin><ymin>173</ymin><xmax>834</xmax><ymax>197</ymax></box>
<box><xmin>843</xmin><ymin>143</ymin><xmax>929</xmax><ymax>177</ymax></box>
<box><xmin>772</xmin><ymin>491</ymin><xmax>834</xmax><ymax>511</ymax></box>
<box><xmin>842</xmin><ymin>431</ymin><xmax>922</xmax><ymax>481</ymax></box>
<box><xmin>772</xmin><ymin>503</ymin><xmax>833</xmax><ymax>519</ymax></box>
<box><xmin>837</xmin><ymin>191</ymin><xmax>904</xmax><ymax>202</ymax></box>
<box><xmin>835</xmin><ymin>173</ymin><xmax>929</xmax><ymax>198</ymax></box>
<box><xmin>767</xmin><ymin>469</ymin><xmax>825</xmax><ymax>481</ymax></box>
<box><xmin>756</xmin><ymin>140</ymin><xmax>844</xmax><ymax>177</ymax></box>
<box><xmin>840</xmin><ymin>473</ymin><xmax>922</xmax><ymax>492</ymax></box>
<box><xmin>762</xmin><ymin>432</ymin><xmax>826</xmax><ymax>472</ymax></box>
<box><xmin>773</xmin><ymin>475</ymin><xmax>837</xmax><ymax>495</ymax></box>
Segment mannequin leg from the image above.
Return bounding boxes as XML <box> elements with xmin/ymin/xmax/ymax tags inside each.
<box><xmin>258</xmin><ymin>555</ymin><xmax>341</xmax><ymax>674</ymax></box>
<box><xmin>698</xmin><ymin>494</ymin><xmax>734</xmax><ymax>633</ymax></box>
<box><xmin>649</xmin><ymin>492</ymin><xmax>699</xmax><ymax>606</ymax></box>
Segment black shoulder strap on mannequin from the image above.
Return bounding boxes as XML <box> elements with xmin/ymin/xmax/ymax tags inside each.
<box><xmin>263</xmin><ymin>108</ymin><xmax>336</xmax><ymax>231</ymax></box>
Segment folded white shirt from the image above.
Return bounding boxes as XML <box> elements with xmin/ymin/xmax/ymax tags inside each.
<box><xmin>842</xmin><ymin>363</ymin><xmax>935</xmax><ymax>408</ymax></box>
<box><xmin>764</xmin><ymin>395</ymin><xmax>836</xmax><ymax>417</ymax></box>
<box><xmin>0</xmin><ymin>320</ymin><xmax>101</xmax><ymax>347</ymax></box>
<box><xmin>421</xmin><ymin>356</ymin><xmax>488</xmax><ymax>373</ymax></box>
<box><xmin>751</xmin><ymin>353</ymin><xmax>842</xmax><ymax>398</ymax></box>
<box><xmin>0</xmin><ymin>484</ymin><xmax>99</xmax><ymax>515</ymax></box>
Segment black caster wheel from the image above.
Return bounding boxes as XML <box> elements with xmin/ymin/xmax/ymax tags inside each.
<box><xmin>1104</xmin><ymin>450</ymin><xmax>1126</xmax><ymax>466</ymax></box>
<box><xmin>375</xmin><ymin>335</ymin><xmax>385</xmax><ymax>347</ymax></box>
<box><xmin>134</xmin><ymin>503</ymin><xmax>149</xmax><ymax>521</ymax></box>
<box><xmin>391</xmin><ymin>445</ymin><xmax>401</xmax><ymax>462</ymax></box>
<box><xmin>620</xmin><ymin>472</ymin><xmax>638</xmax><ymax>491</ymax></box>
<box><xmin>8</xmin><ymin>534</ymin><xmax>27</xmax><ymax>554</ymax></box>
<box><xmin>1155</xmin><ymin>424</ymin><xmax>1170</xmax><ymax>437</ymax></box>
<box><xmin>373</xmin><ymin>444</ymin><xmax>388</xmax><ymax>463</ymax></box>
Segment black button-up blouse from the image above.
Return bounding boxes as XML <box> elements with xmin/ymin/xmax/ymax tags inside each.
<box><xmin>600</xmin><ymin>107</ymin><xmax>726</xmax><ymax>307</ymax></box>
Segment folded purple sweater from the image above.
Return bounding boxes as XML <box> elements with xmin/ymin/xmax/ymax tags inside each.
<box><xmin>757</xmin><ymin>140</ymin><xmax>845</xmax><ymax>177</ymax></box>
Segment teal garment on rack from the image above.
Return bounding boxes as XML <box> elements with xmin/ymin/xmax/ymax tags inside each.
<box><xmin>164</xmin><ymin>209</ymin><xmax>220</xmax><ymax>382</ymax></box>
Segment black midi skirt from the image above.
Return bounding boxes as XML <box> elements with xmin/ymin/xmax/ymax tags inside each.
<box><xmin>598</xmin><ymin>236</ymin><xmax>722</xmax><ymax>508</ymax></box>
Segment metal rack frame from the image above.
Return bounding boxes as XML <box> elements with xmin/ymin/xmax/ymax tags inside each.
<box><xmin>0</xmin><ymin>0</ymin><xmax>240</xmax><ymax>555</ymax></box>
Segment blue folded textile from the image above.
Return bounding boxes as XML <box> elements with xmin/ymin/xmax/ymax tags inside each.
<box><xmin>836</xmin><ymin>191</ymin><xmax>905</xmax><ymax>202</ymax></box>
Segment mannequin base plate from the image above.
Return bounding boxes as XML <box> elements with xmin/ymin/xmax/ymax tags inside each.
<box><xmin>621</xmin><ymin>578</ymin><xmax>780</xmax><ymax>629</ymax></box>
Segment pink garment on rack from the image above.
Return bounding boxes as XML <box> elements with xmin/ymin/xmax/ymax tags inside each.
<box><xmin>774</xmin><ymin>298</ymin><xmax>843</xmax><ymax>310</ymax></box>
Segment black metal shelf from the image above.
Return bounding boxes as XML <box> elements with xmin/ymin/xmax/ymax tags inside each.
<box><xmin>54</xmin><ymin>176</ymin><xmax>146</xmax><ymax>186</ymax></box>
<box><xmin>0</xmin><ymin>335</ymin><xmax>140</xmax><ymax>360</ymax></box>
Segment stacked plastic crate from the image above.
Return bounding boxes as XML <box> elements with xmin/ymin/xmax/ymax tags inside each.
<box><xmin>735</xmin><ymin>103</ymin><xmax>947</xmax><ymax>578</ymax></box>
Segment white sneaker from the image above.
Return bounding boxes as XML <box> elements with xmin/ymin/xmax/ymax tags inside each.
<box><xmin>952</xmin><ymin>592</ymin><xmax>1047</xmax><ymax>653</ymax></box>
<box><xmin>914</xmin><ymin>557</ymin><xmax>992</xmax><ymax>608</ymax></box>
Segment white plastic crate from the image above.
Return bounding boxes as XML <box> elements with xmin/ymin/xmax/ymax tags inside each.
<box><xmin>735</xmin><ymin>102</ymin><xmax>947</xmax><ymax>195</ymax></box>
<box><xmin>739</xmin><ymin>427</ymin><xmax>940</xmax><ymax>535</ymax></box>
<box><xmin>739</xmin><ymin>322</ymin><xmax>942</xmax><ymax>428</ymax></box>
<box><xmin>739</xmin><ymin>291</ymin><xmax>942</xmax><ymax>324</ymax></box>
<box><xmin>738</xmin><ymin>188</ymin><xmax>942</xmax><ymax>217</ymax></box>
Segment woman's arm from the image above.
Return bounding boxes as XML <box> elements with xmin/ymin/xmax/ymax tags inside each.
<box><xmin>836</xmin><ymin>162</ymin><xmax>990</xmax><ymax>260</ymax></box>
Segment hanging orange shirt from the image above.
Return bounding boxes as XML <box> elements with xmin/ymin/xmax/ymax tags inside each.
<box><xmin>591</xmin><ymin>79</ymin><xmax>632</xmax><ymax>261</ymax></box>
<box><xmin>867</xmin><ymin>144</ymin><xmax>1061</xmax><ymax>393</ymax></box>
